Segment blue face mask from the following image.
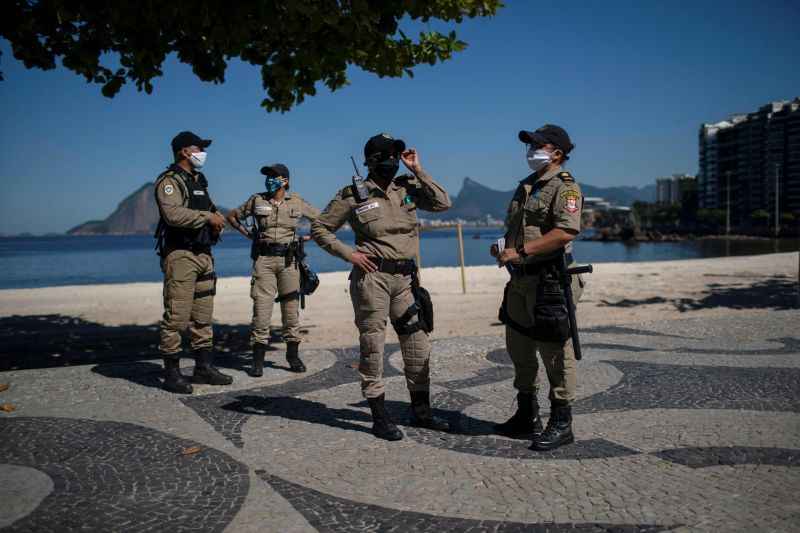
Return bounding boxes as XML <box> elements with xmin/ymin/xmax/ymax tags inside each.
<box><xmin>264</xmin><ymin>175</ymin><xmax>284</xmax><ymax>195</ymax></box>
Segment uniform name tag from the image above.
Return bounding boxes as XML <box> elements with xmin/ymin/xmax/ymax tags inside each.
<box><xmin>193</xmin><ymin>190</ymin><xmax>206</xmax><ymax>196</ymax></box>
<box><xmin>255</xmin><ymin>205</ymin><xmax>272</xmax><ymax>214</ymax></box>
<box><xmin>355</xmin><ymin>202</ymin><xmax>380</xmax><ymax>215</ymax></box>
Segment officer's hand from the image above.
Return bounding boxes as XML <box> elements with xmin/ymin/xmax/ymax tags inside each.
<box><xmin>208</xmin><ymin>213</ymin><xmax>226</xmax><ymax>234</ymax></box>
<box><xmin>350</xmin><ymin>251</ymin><xmax>378</xmax><ymax>273</ymax></box>
<box><xmin>400</xmin><ymin>149</ymin><xmax>422</xmax><ymax>174</ymax></box>
<box><xmin>497</xmin><ymin>248</ymin><xmax>521</xmax><ymax>266</ymax></box>
<box><xmin>490</xmin><ymin>243</ymin><xmax>499</xmax><ymax>258</ymax></box>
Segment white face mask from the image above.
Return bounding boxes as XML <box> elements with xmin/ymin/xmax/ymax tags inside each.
<box><xmin>526</xmin><ymin>147</ymin><xmax>552</xmax><ymax>172</ymax></box>
<box><xmin>189</xmin><ymin>151</ymin><xmax>207</xmax><ymax>170</ymax></box>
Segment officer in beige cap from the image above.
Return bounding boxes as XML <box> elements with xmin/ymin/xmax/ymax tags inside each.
<box><xmin>492</xmin><ymin>124</ymin><xmax>585</xmax><ymax>450</ymax></box>
<box><xmin>154</xmin><ymin>131</ymin><xmax>233</xmax><ymax>394</ymax></box>
<box><xmin>226</xmin><ymin>163</ymin><xmax>320</xmax><ymax>376</ymax></box>
<box><xmin>311</xmin><ymin>133</ymin><xmax>451</xmax><ymax>441</ymax></box>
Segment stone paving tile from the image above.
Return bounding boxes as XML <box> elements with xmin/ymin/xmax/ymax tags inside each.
<box><xmin>0</xmin><ymin>417</ymin><xmax>249</xmax><ymax>533</ymax></box>
<box><xmin>258</xmin><ymin>471</ymin><xmax>675</xmax><ymax>533</ymax></box>
<box><xmin>1</xmin><ymin>312</ymin><xmax>798</xmax><ymax>532</ymax></box>
<box><xmin>572</xmin><ymin>361</ymin><xmax>800</xmax><ymax>414</ymax></box>
<box><xmin>654</xmin><ymin>446</ymin><xmax>800</xmax><ymax>468</ymax></box>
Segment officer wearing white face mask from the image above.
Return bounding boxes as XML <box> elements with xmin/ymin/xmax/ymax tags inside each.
<box><xmin>153</xmin><ymin>131</ymin><xmax>231</xmax><ymax>394</ymax></box>
<box><xmin>490</xmin><ymin>124</ymin><xmax>585</xmax><ymax>451</ymax></box>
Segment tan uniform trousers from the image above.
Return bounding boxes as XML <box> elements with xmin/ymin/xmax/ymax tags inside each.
<box><xmin>349</xmin><ymin>269</ymin><xmax>430</xmax><ymax>399</ymax></box>
<box><xmin>159</xmin><ymin>250</ymin><xmax>216</xmax><ymax>356</ymax></box>
<box><xmin>504</xmin><ymin>273</ymin><xmax>584</xmax><ymax>404</ymax></box>
<box><xmin>250</xmin><ymin>255</ymin><xmax>302</xmax><ymax>345</ymax></box>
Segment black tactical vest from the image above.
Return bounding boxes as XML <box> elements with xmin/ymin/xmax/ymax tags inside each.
<box><xmin>155</xmin><ymin>166</ymin><xmax>217</xmax><ymax>256</ymax></box>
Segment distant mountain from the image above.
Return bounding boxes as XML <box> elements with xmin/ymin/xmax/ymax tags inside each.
<box><xmin>68</xmin><ymin>183</ymin><xmax>159</xmax><ymax>235</ymax></box>
<box><xmin>430</xmin><ymin>177</ymin><xmax>655</xmax><ymax>221</ymax></box>
<box><xmin>66</xmin><ymin>176</ymin><xmax>655</xmax><ymax>235</ymax></box>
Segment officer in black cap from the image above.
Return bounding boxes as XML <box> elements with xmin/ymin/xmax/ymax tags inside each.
<box><xmin>226</xmin><ymin>162</ymin><xmax>320</xmax><ymax>376</ymax></box>
<box><xmin>491</xmin><ymin>123</ymin><xmax>586</xmax><ymax>450</ymax></box>
<box><xmin>310</xmin><ymin>133</ymin><xmax>452</xmax><ymax>441</ymax></box>
<box><xmin>154</xmin><ymin>131</ymin><xmax>232</xmax><ymax>394</ymax></box>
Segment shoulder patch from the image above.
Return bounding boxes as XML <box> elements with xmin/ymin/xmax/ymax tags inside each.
<box><xmin>561</xmin><ymin>189</ymin><xmax>581</xmax><ymax>213</ymax></box>
<box><xmin>163</xmin><ymin>184</ymin><xmax>175</xmax><ymax>196</ymax></box>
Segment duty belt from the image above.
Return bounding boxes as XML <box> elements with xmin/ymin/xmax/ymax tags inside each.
<box><xmin>256</xmin><ymin>242</ymin><xmax>292</xmax><ymax>256</ymax></box>
<box><xmin>369</xmin><ymin>257</ymin><xmax>417</xmax><ymax>275</ymax></box>
<box><xmin>510</xmin><ymin>253</ymin><xmax>574</xmax><ymax>277</ymax></box>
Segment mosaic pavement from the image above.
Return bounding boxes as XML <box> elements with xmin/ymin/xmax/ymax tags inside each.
<box><xmin>0</xmin><ymin>310</ymin><xmax>798</xmax><ymax>532</ymax></box>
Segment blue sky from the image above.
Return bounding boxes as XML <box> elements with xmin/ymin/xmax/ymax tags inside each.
<box><xmin>1</xmin><ymin>0</ymin><xmax>798</xmax><ymax>234</ymax></box>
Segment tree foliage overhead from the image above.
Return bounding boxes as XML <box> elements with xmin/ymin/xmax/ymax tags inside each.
<box><xmin>0</xmin><ymin>0</ymin><xmax>501</xmax><ymax>112</ymax></box>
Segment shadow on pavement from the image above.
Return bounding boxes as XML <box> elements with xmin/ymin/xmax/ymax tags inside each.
<box><xmin>600</xmin><ymin>276</ymin><xmax>799</xmax><ymax>311</ymax></box>
<box><xmin>0</xmin><ymin>313</ymin><xmax>290</xmax><ymax>373</ymax></box>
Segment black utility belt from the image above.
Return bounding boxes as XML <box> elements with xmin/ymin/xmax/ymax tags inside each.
<box><xmin>256</xmin><ymin>243</ymin><xmax>292</xmax><ymax>256</ymax></box>
<box><xmin>369</xmin><ymin>257</ymin><xmax>417</xmax><ymax>275</ymax></box>
<box><xmin>511</xmin><ymin>253</ymin><xmax>574</xmax><ymax>277</ymax></box>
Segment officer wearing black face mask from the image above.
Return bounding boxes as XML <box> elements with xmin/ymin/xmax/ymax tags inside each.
<box><xmin>311</xmin><ymin>133</ymin><xmax>452</xmax><ymax>441</ymax></box>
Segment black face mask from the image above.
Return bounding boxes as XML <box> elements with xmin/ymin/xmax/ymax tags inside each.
<box><xmin>373</xmin><ymin>159</ymin><xmax>399</xmax><ymax>181</ymax></box>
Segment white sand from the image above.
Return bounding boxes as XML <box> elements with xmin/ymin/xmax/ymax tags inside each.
<box><xmin>0</xmin><ymin>252</ymin><xmax>797</xmax><ymax>349</ymax></box>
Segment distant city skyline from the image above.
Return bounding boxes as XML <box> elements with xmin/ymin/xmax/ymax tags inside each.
<box><xmin>1</xmin><ymin>0</ymin><xmax>799</xmax><ymax>234</ymax></box>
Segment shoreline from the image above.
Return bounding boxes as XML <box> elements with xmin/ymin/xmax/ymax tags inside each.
<box><xmin>0</xmin><ymin>252</ymin><xmax>797</xmax><ymax>351</ymax></box>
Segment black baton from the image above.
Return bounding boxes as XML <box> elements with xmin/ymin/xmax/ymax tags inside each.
<box><xmin>560</xmin><ymin>252</ymin><xmax>593</xmax><ymax>361</ymax></box>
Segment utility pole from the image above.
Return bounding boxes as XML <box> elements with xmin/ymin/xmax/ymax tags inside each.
<box><xmin>725</xmin><ymin>170</ymin><xmax>731</xmax><ymax>236</ymax></box>
<box><xmin>774</xmin><ymin>163</ymin><xmax>780</xmax><ymax>238</ymax></box>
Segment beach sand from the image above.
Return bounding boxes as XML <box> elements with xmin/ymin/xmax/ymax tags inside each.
<box><xmin>0</xmin><ymin>252</ymin><xmax>797</xmax><ymax>349</ymax></box>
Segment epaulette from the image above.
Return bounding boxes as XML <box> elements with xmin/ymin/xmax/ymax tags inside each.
<box><xmin>558</xmin><ymin>171</ymin><xmax>574</xmax><ymax>183</ymax></box>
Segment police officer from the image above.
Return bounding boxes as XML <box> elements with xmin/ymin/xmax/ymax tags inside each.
<box><xmin>492</xmin><ymin>124</ymin><xmax>584</xmax><ymax>450</ymax></box>
<box><xmin>154</xmin><ymin>131</ymin><xmax>233</xmax><ymax>394</ymax></box>
<box><xmin>311</xmin><ymin>133</ymin><xmax>451</xmax><ymax>441</ymax></box>
<box><xmin>226</xmin><ymin>164</ymin><xmax>320</xmax><ymax>376</ymax></box>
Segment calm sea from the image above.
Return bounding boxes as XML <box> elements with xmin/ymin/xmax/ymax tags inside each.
<box><xmin>0</xmin><ymin>229</ymin><xmax>797</xmax><ymax>290</ymax></box>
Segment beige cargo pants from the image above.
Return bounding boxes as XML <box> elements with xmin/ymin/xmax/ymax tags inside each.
<box><xmin>159</xmin><ymin>250</ymin><xmax>216</xmax><ymax>357</ymax></box>
<box><xmin>504</xmin><ymin>273</ymin><xmax>583</xmax><ymax>404</ymax></box>
<box><xmin>349</xmin><ymin>269</ymin><xmax>430</xmax><ymax>399</ymax></box>
<box><xmin>250</xmin><ymin>255</ymin><xmax>301</xmax><ymax>345</ymax></box>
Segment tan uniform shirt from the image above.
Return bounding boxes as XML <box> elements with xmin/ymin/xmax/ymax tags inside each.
<box><xmin>311</xmin><ymin>171</ymin><xmax>451</xmax><ymax>261</ymax></box>
<box><xmin>230</xmin><ymin>193</ymin><xmax>320</xmax><ymax>244</ymax></box>
<box><xmin>504</xmin><ymin>165</ymin><xmax>583</xmax><ymax>263</ymax></box>
<box><xmin>154</xmin><ymin>167</ymin><xmax>216</xmax><ymax>229</ymax></box>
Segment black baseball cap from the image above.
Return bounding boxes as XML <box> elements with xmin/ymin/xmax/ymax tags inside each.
<box><xmin>260</xmin><ymin>163</ymin><xmax>290</xmax><ymax>179</ymax></box>
<box><xmin>171</xmin><ymin>131</ymin><xmax>212</xmax><ymax>153</ymax></box>
<box><xmin>518</xmin><ymin>124</ymin><xmax>574</xmax><ymax>154</ymax></box>
<box><xmin>364</xmin><ymin>133</ymin><xmax>406</xmax><ymax>161</ymax></box>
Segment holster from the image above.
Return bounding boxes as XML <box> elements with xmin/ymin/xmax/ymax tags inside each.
<box><xmin>531</xmin><ymin>271</ymin><xmax>571</xmax><ymax>342</ymax></box>
<box><xmin>392</xmin><ymin>269</ymin><xmax>433</xmax><ymax>335</ymax></box>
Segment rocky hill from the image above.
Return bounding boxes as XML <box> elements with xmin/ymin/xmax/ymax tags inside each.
<box><xmin>68</xmin><ymin>183</ymin><xmax>160</xmax><ymax>235</ymax></box>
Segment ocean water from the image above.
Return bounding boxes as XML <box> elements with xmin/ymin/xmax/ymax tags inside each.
<box><xmin>0</xmin><ymin>229</ymin><xmax>797</xmax><ymax>290</ymax></box>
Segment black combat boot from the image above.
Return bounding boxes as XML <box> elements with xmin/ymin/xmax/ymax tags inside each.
<box><xmin>191</xmin><ymin>348</ymin><xmax>234</xmax><ymax>385</ymax></box>
<box><xmin>493</xmin><ymin>392</ymin><xmax>544</xmax><ymax>437</ymax></box>
<box><xmin>163</xmin><ymin>357</ymin><xmax>193</xmax><ymax>394</ymax></box>
<box><xmin>250</xmin><ymin>343</ymin><xmax>267</xmax><ymax>377</ymax></box>
<box><xmin>285</xmin><ymin>342</ymin><xmax>306</xmax><ymax>373</ymax></box>
<box><xmin>367</xmin><ymin>394</ymin><xmax>403</xmax><ymax>441</ymax></box>
<box><xmin>409</xmin><ymin>391</ymin><xmax>450</xmax><ymax>432</ymax></box>
<box><xmin>531</xmin><ymin>402</ymin><xmax>574</xmax><ymax>451</ymax></box>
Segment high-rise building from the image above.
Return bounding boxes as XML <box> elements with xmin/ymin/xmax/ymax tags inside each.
<box><xmin>698</xmin><ymin>98</ymin><xmax>800</xmax><ymax>227</ymax></box>
<box><xmin>656</xmin><ymin>174</ymin><xmax>695</xmax><ymax>205</ymax></box>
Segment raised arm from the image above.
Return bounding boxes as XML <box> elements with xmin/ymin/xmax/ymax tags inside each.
<box><xmin>399</xmin><ymin>149</ymin><xmax>451</xmax><ymax>212</ymax></box>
